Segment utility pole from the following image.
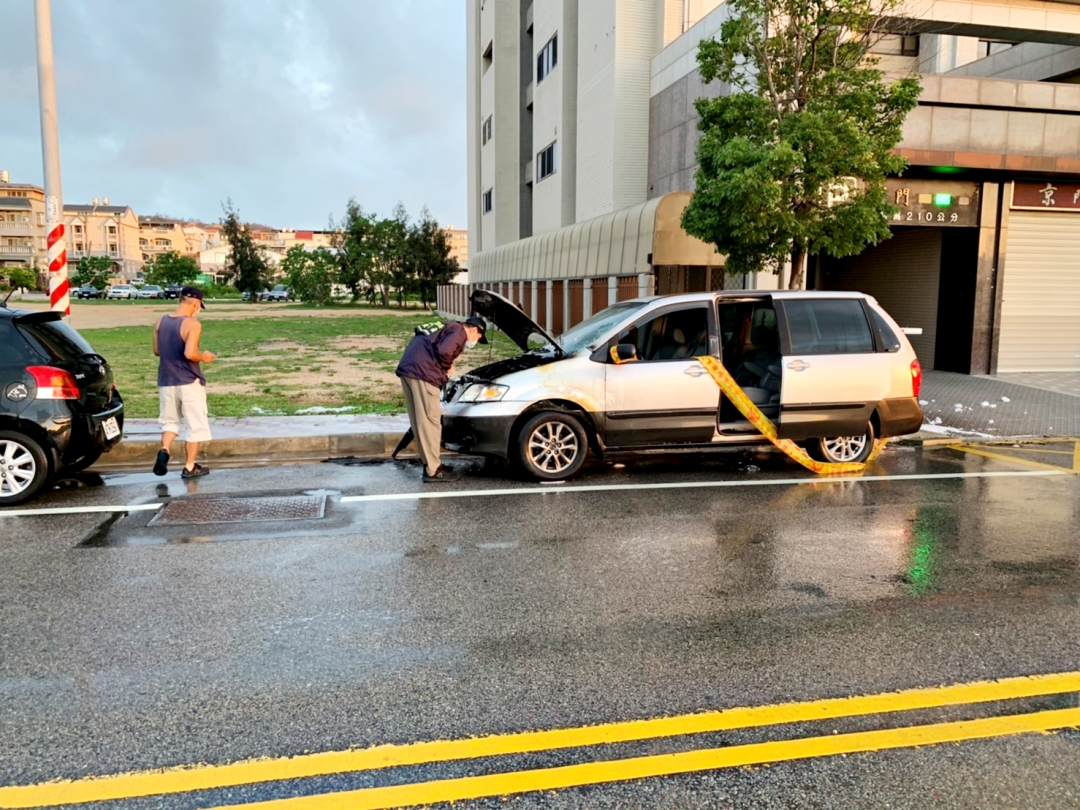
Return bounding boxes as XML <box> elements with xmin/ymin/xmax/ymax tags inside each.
<box><xmin>34</xmin><ymin>0</ymin><xmax>68</xmax><ymax>317</ymax></box>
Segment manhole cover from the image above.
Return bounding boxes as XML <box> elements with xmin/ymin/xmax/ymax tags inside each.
<box><xmin>148</xmin><ymin>495</ymin><xmax>326</xmax><ymax>526</ymax></box>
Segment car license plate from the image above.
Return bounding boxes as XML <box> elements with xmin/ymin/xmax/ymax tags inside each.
<box><xmin>102</xmin><ymin>416</ymin><xmax>120</xmax><ymax>440</ymax></box>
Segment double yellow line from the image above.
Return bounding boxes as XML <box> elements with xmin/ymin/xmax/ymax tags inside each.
<box><xmin>2</xmin><ymin>672</ymin><xmax>1078</xmax><ymax>809</ymax></box>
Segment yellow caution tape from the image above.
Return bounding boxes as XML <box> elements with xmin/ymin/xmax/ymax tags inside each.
<box><xmin>696</xmin><ymin>355</ymin><xmax>887</xmax><ymax>475</ymax></box>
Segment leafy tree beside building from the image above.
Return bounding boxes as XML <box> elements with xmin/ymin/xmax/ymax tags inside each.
<box><xmin>681</xmin><ymin>0</ymin><xmax>921</xmax><ymax>289</ymax></box>
<box><xmin>220</xmin><ymin>200</ymin><xmax>268</xmax><ymax>300</ymax></box>
<box><xmin>4</xmin><ymin>267</ymin><xmax>36</xmax><ymax>291</ymax></box>
<box><xmin>282</xmin><ymin>245</ymin><xmax>337</xmax><ymax>306</ymax></box>
<box><xmin>71</xmin><ymin>255</ymin><xmax>113</xmax><ymax>290</ymax></box>
<box><xmin>144</xmin><ymin>251</ymin><xmax>199</xmax><ymax>287</ymax></box>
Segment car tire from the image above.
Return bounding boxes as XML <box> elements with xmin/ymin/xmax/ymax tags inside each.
<box><xmin>0</xmin><ymin>430</ymin><xmax>51</xmax><ymax>507</ymax></box>
<box><xmin>516</xmin><ymin>411</ymin><xmax>588</xmax><ymax>481</ymax></box>
<box><xmin>811</xmin><ymin>421</ymin><xmax>876</xmax><ymax>465</ymax></box>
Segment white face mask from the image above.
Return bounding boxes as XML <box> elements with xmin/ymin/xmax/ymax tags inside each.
<box><xmin>465</xmin><ymin>339</ymin><xmax>478</xmax><ymax>349</ymax></box>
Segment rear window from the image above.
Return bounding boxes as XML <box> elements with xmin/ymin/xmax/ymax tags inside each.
<box><xmin>16</xmin><ymin>319</ymin><xmax>97</xmax><ymax>362</ymax></box>
<box><xmin>784</xmin><ymin>299</ymin><xmax>874</xmax><ymax>355</ymax></box>
<box><xmin>0</xmin><ymin>321</ymin><xmax>39</xmax><ymax>365</ymax></box>
<box><xmin>869</xmin><ymin>308</ymin><xmax>902</xmax><ymax>352</ymax></box>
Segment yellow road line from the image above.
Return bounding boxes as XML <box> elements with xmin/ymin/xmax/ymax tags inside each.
<box><xmin>2</xmin><ymin>672</ymin><xmax>1078</xmax><ymax>808</ymax></box>
<box><xmin>1075</xmin><ymin>441</ymin><xmax>1080</xmax><ymax>472</ymax></box>
<box><xmin>951</xmin><ymin>444</ymin><xmax>1079</xmax><ymax>474</ymax></box>
<box><xmin>992</xmin><ymin>446</ymin><xmax>1077</xmax><ymax>456</ymax></box>
<box><xmin>209</xmin><ymin>708</ymin><xmax>1080</xmax><ymax>810</ymax></box>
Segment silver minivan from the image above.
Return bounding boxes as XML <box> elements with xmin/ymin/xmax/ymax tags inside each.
<box><xmin>442</xmin><ymin>290</ymin><xmax>924</xmax><ymax>480</ymax></box>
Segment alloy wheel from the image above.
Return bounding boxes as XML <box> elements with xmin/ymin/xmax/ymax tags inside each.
<box><xmin>0</xmin><ymin>439</ymin><xmax>39</xmax><ymax>499</ymax></box>
<box><xmin>527</xmin><ymin>421</ymin><xmax>580</xmax><ymax>475</ymax></box>
<box><xmin>822</xmin><ymin>434</ymin><xmax>869</xmax><ymax>463</ymax></box>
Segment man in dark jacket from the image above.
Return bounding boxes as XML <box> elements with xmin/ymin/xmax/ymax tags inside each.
<box><xmin>396</xmin><ymin>316</ymin><xmax>487</xmax><ymax>482</ymax></box>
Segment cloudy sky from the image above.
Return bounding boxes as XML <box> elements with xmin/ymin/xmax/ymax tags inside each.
<box><xmin>1</xmin><ymin>0</ymin><xmax>466</xmax><ymax>229</ymax></box>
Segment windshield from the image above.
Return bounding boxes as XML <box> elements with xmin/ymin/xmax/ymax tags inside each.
<box><xmin>557</xmin><ymin>301</ymin><xmax>647</xmax><ymax>354</ymax></box>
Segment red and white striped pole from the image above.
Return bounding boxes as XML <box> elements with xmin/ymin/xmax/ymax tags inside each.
<box><xmin>34</xmin><ymin>0</ymin><xmax>68</xmax><ymax>317</ymax></box>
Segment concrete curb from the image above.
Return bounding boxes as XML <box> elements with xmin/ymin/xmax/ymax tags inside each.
<box><xmin>90</xmin><ymin>430</ymin><xmax>1079</xmax><ymax>473</ymax></box>
<box><xmin>90</xmin><ymin>431</ymin><xmax>413</xmax><ymax>472</ymax></box>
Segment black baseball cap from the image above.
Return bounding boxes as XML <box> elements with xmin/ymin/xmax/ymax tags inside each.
<box><xmin>180</xmin><ymin>286</ymin><xmax>206</xmax><ymax>308</ymax></box>
<box><xmin>464</xmin><ymin>315</ymin><xmax>488</xmax><ymax>344</ymax></box>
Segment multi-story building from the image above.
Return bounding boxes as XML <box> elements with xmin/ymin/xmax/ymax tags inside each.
<box><xmin>458</xmin><ymin>0</ymin><xmax>1080</xmax><ymax>374</ymax></box>
<box><xmin>138</xmin><ymin>217</ymin><xmax>188</xmax><ymax>263</ymax></box>
<box><xmin>67</xmin><ymin>201</ymin><xmax>142</xmax><ymax>279</ymax></box>
<box><xmin>0</xmin><ymin>173</ymin><xmax>47</xmax><ymax>275</ymax></box>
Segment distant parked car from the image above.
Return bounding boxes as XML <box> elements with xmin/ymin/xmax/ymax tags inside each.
<box><xmin>76</xmin><ymin>285</ymin><xmax>102</xmax><ymax>299</ymax></box>
<box><xmin>163</xmin><ymin>284</ymin><xmax>182</xmax><ymax>299</ymax></box>
<box><xmin>106</xmin><ymin>285</ymin><xmax>137</xmax><ymax>300</ymax></box>
<box><xmin>242</xmin><ymin>289</ymin><xmax>270</xmax><ymax>301</ymax></box>
<box><xmin>138</xmin><ymin>285</ymin><xmax>164</xmax><ymax>300</ymax></box>
<box><xmin>265</xmin><ymin>284</ymin><xmax>295</xmax><ymax>302</ymax></box>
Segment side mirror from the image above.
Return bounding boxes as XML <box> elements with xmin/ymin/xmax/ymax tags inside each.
<box><xmin>610</xmin><ymin>344</ymin><xmax>640</xmax><ymax>364</ymax></box>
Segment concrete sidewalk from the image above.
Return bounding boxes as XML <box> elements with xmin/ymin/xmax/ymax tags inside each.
<box><xmin>91</xmin><ymin>371</ymin><xmax>1079</xmax><ymax>471</ymax></box>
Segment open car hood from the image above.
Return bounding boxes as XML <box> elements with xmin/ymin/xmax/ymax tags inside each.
<box><xmin>470</xmin><ymin>289</ymin><xmax>564</xmax><ymax>356</ymax></box>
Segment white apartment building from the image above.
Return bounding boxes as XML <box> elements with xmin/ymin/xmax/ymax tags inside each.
<box><xmin>457</xmin><ymin>0</ymin><xmax>1080</xmax><ymax>374</ymax></box>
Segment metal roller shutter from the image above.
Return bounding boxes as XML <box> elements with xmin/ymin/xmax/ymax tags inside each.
<box><xmin>818</xmin><ymin>228</ymin><xmax>942</xmax><ymax>368</ymax></box>
<box><xmin>998</xmin><ymin>211</ymin><xmax>1080</xmax><ymax>372</ymax></box>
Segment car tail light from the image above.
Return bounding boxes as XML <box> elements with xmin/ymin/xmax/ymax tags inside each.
<box><xmin>910</xmin><ymin>359</ymin><xmax>922</xmax><ymax>398</ymax></box>
<box><xmin>27</xmin><ymin>366</ymin><xmax>80</xmax><ymax>400</ymax></box>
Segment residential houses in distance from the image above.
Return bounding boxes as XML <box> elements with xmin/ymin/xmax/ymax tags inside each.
<box><xmin>1</xmin><ymin>171</ymin><xmax>469</xmax><ymax>287</ymax></box>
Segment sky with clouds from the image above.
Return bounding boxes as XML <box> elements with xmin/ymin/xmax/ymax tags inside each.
<box><xmin>1</xmin><ymin>0</ymin><xmax>466</xmax><ymax>229</ymax></box>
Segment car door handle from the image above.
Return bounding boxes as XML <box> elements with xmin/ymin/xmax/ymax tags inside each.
<box><xmin>684</xmin><ymin>364</ymin><xmax>706</xmax><ymax>377</ymax></box>
<box><xmin>786</xmin><ymin>360</ymin><xmax>811</xmax><ymax>372</ymax></box>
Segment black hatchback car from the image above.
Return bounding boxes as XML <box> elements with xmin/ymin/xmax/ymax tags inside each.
<box><xmin>0</xmin><ymin>305</ymin><xmax>124</xmax><ymax>505</ymax></box>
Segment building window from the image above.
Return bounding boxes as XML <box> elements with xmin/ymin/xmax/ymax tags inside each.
<box><xmin>483</xmin><ymin>189</ymin><xmax>493</xmax><ymax>214</ymax></box>
<box><xmin>155</xmin><ymin>238</ymin><xmax>169</xmax><ymax>247</ymax></box>
<box><xmin>107</xmin><ymin>225</ymin><xmax>117</xmax><ymax>235</ymax></box>
<box><xmin>37</xmin><ymin>213</ymin><xmax>45</xmax><ymax>226</ymax></box>
<box><xmin>537</xmin><ymin>34</ymin><xmax>557</xmax><ymax>83</ymax></box>
<box><xmin>980</xmin><ymin>39</ymin><xmax>1014</xmax><ymax>57</ymax></box>
<box><xmin>537</xmin><ymin>141</ymin><xmax>556</xmax><ymax>181</ymax></box>
<box><xmin>75</xmin><ymin>242</ymin><xmax>84</xmax><ymax>254</ymax></box>
<box><xmin>108</xmin><ymin>243</ymin><xmax>118</xmax><ymax>257</ymax></box>
<box><xmin>900</xmin><ymin>35</ymin><xmax>919</xmax><ymax>56</ymax></box>
<box><xmin>482</xmin><ymin>115</ymin><xmax>493</xmax><ymax>145</ymax></box>
<box><xmin>73</xmin><ymin>224</ymin><xmax>82</xmax><ymax>234</ymax></box>
<box><xmin>482</xmin><ymin>40</ymin><xmax>493</xmax><ymax>74</ymax></box>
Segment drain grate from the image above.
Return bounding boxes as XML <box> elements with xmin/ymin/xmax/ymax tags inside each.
<box><xmin>148</xmin><ymin>495</ymin><xmax>326</xmax><ymax>526</ymax></box>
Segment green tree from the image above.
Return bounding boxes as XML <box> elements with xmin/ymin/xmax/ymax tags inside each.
<box><xmin>6</xmin><ymin>267</ymin><xmax>36</xmax><ymax>290</ymax></box>
<box><xmin>381</xmin><ymin>204</ymin><xmax>412</xmax><ymax>308</ymax></box>
<box><xmin>144</xmin><ymin>251</ymin><xmax>199</xmax><ymax>286</ymax></box>
<box><xmin>333</xmin><ymin>199</ymin><xmax>378</xmax><ymax>304</ymax></box>
<box><xmin>71</xmin><ymin>255</ymin><xmax>113</xmax><ymax>289</ymax></box>
<box><xmin>680</xmin><ymin>0</ymin><xmax>921</xmax><ymax>289</ymax></box>
<box><xmin>407</xmin><ymin>208</ymin><xmax>459</xmax><ymax>309</ymax></box>
<box><xmin>220</xmin><ymin>199</ymin><xmax>268</xmax><ymax>300</ymax></box>
<box><xmin>282</xmin><ymin>245</ymin><xmax>337</xmax><ymax>306</ymax></box>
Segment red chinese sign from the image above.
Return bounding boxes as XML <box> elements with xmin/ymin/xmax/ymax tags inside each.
<box><xmin>1012</xmin><ymin>181</ymin><xmax>1080</xmax><ymax>211</ymax></box>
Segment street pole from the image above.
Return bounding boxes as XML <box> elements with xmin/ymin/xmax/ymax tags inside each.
<box><xmin>34</xmin><ymin>0</ymin><xmax>68</xmax><ymax>317</ymax></box>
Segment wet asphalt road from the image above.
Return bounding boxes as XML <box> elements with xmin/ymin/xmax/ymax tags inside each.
<box><xmin>0</xmin><ymin>445</ymin><xmax>1078</xmax><ymax>809</ymax></box>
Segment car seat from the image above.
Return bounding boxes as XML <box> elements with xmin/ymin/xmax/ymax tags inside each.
<box><xmin>654</xmin><ymin>328</ymin><xmax>688</xmax><ymax>360</ymax></box>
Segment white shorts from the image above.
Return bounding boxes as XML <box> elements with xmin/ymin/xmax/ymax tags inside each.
<box><xmin>158</xmin><ymin>381</ymin><xmax>212</xmax><ymax>443</ymax></box>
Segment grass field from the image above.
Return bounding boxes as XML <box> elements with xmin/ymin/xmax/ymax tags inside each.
<box><xmin>83</xmin><ymin>313</ymin><xmax>521</xmax><ymax>419</ymax></box>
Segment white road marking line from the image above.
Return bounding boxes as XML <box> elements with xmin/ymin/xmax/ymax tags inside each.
<box><xmin>340</xmin><ymin>470</ymin><xmax>1066</xmax><ymax>504</ymax></box>
<box><xmin>0</xmin><ymin>470</ymin><xmax>1065</xmax><ymax>517</ymax></box>
<box><xmin>0</xmin><ymin>503</ymin><xmax>162</xmax><ymax>518</ymax></box>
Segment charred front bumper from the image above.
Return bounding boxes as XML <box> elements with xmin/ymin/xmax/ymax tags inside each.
<box><xmin>441</xmin><ymin>401</ymin><xmax>523</xmax><ymax>459</ymax></box>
